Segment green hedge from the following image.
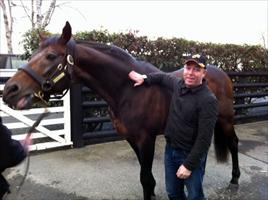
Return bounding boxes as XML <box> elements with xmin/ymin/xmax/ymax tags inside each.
<box><xmin>21</xmin><ymin>28</ymin><xmax>268</xmax><ymax>72</ymax></box>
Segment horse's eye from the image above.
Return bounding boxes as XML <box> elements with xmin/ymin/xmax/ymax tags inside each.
<box><xmin>46</xmin><ymin>53</ymin><xmax>57</xmax><ymax>60</ymax></box>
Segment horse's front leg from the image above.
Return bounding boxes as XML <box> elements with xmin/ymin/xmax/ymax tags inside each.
<box><xmin>127</xmin><ymin>133</ymin><xmax>157</xmax><ymax>200</ymax></box>
<box><xmin>109</xmin><ymin>107</ymin><xmax>157</xmax><ymax>200</ymax></box>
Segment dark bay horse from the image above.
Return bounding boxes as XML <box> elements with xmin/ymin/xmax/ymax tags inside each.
<box><xmin>3</xmin><ymin>22</ymin><xmax>240</xmax><ymax>200</ymax></box>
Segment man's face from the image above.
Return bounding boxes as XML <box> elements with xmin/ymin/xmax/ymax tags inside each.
<box><xmin>183</xmin><ymin>62</ymin><xmax>206</xmax><ymax>88</ymax></box>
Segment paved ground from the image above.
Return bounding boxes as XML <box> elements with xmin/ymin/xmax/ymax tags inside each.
<box><xmin>4</xmin><ymin>121</ymin><xmax>268</xmax><ymax>200</ymax></box>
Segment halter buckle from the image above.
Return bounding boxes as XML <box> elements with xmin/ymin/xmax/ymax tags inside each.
<box><xmin>67</xmin><ymin>55</ymin><xmax>74</xmax><ymax>65</ymax></box>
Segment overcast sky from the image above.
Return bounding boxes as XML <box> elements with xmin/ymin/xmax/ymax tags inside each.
<box><xmin>0</xmin><ymin>0</ymin><xmax>267</xmax><ymax>53</ymax></box>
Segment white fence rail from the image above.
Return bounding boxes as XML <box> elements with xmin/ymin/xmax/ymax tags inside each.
<box><xmin>0</xmin><ymin>69</ymin><xmax>72</xmax><ymax>151</ymax></box>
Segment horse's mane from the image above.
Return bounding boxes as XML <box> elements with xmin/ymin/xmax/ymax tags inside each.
<box><xmin>41</xmin><ymin>36</ymin><xmax>134</xmax><ymax>62</ymax></box>
<box><xmin>76</xmin><ymin>40</ymin><xmax>161</xmax><ymax>73</ymax></box>
<box><xmin>76</xmin><ymin>40</ymin><xmax>136</xmax><ymax>63</ymax></box>
<box><xmin>40</xmin><ymin>36</ymin><xmax>159</xmax><ymax>73</ymax></box>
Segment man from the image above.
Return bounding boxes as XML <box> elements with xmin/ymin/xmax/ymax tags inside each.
<box><xmin>128</xmin><ymin>54</ymin><xmax>218</xmax><ymax>200</ymax></box>
<box><xmin>0</xmin><ymin>116</ymin><xmax>30</xmax><ymax>200</ymax></box>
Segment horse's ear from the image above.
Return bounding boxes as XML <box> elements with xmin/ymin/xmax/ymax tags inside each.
<box><xmin>38</xmin><ymin>31</ymin><xmax>47</xmax><ymax>46</ymax></box>
<box><xmin>38</xmin><ymin>31</ymin><xmax>47</xmax><ymax>42</ymax></box>
<box><xmin>59</xmin><ymin>21</ymin><xmax>72</xmax><ymax>45</ymax></box>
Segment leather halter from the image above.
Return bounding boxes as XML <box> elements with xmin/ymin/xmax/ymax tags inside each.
<box><xmin>19</xmin><ymin>40</ymin><xmax>76</xmax><ymax>104</ymax></box>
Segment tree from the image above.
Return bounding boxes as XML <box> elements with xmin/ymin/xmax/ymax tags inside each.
<box><xmin>0</xmin><ymin>0</ymin><xmax>14</xmax><ymax>53</ymax></box>
<box><xmin>0</xmin><ymin>0</ymin><xmax>57</xmax><ymax>53</ymax></box>
<box><xmin>20</xmin><ymin>0</ymin><xmax>57</xmax><ymax>30</ymax></box>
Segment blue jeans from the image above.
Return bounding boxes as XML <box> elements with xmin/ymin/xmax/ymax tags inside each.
<box><xmin>164</xmin><ymin>143</ymin><xmax>207</xmax><ymax>200</ymax></box>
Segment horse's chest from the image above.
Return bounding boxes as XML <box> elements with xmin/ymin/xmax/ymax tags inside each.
<box><xmin>107</xmin><ymin>107</ymin><xmax>128</xmax><ymax>135</ymax></box>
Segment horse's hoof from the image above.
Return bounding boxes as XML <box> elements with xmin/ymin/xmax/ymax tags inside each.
<box><xmin>227</xmin><ymin>183</ymin><xmax>239</xmax><ymax>193</ymax></box>
<box><xmin>151</xmin><ymin>195</ymin><xmax>156</xmax><ymax>200</ymax></box>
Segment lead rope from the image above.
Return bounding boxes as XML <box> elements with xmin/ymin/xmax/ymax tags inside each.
<box><xmin>10</xmin><ymin>108</ymin><xmax>50</xmax><ymax>200</ymax></box>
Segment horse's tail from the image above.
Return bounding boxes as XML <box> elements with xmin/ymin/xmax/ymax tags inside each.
<box><xmin>213</xmin><ymin>121</ymin><xmax>229</xmax><ymax>162</ymax></box>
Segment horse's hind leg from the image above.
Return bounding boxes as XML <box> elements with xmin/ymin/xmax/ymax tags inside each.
<box><xmin>216</xmin><ymin>119</ymin><xmax>241</xmax><ymax>185</ymax></box>
<box><xmin>127</xmin><ymin>133</ymin><xmax>156</xmax><ymax>200</ymax></box>
<box><xmin>226</xmin><ymin>123</ymin><xmax>241</xmax><ymax>185</ymax></box>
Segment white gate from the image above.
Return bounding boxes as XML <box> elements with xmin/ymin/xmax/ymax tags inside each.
<box><xmin>0</xmin><ymin>69</ymin><xmax>72</xmax><ymax>151</ymax></box>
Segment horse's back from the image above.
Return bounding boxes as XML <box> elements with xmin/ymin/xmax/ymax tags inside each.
<box><xmin>205</xmin><ymin>65</ymin><xmax>234</xmax><ymax>119</ymax></box>
<box><xmin>134</xmin><ymin>60</ymin><xmax>161</xmax><ymax>74</ymax></box>
<box><xmin>205</xmin><ymin>65</ymin><xmax>233</xmax><ymax>99</ymax></box>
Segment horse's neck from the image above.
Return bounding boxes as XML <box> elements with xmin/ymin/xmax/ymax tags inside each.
<box><xmin>74</xmin><ymin>45</ymin><xmax>130</xmax><ymax>110</ymax></box>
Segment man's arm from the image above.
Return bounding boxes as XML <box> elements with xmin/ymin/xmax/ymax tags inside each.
<box><xmin>128</xmin><ymin>71</ymin><xmax>147</xmax><ymax>86</ymax></box>
<box><xmin>0</xmin><ymin>120</ymin><xmax>30</xmax><ymax>170</ymax></box>
<box><xmin>128</xmin><ymin>70</ymin><xmax>179</xmax><ymax>90</ymax></box>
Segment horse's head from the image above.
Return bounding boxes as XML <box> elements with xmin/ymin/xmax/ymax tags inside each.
<box><xmin>3</xmin><ymin>22</ymin><xmax>75</xmax><ymax>109</ymax></box>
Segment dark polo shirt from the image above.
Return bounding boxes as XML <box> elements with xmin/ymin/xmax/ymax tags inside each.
<box><xmin>145</xmin><ymin>72</ymin><xmax>218</xmax><ymax>170</ymax></box>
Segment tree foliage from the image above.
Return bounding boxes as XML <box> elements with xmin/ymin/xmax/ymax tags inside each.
<box><xmin>20</xmin><ymin>28</ymin><xmax>51</xmax><ymax>60</ymax></box>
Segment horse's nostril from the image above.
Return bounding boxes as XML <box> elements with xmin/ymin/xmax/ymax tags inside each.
<box><xmin>4</xmin><ymin>83</ymin><xmax>20</xmax><ymax>97</ymax></box>
<box><xmin>9</xmin><ymin>84</ymin><xmax>19</xmax><ymax>93</ymax></box>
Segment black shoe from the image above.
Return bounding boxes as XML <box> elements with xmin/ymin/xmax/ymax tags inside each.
<box><xmin>0</xmin><ymin>187</ymin><xmax>10</xmax><ymax>200</ymax></box>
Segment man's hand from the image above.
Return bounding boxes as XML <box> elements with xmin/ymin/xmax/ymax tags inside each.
<box><xmin>176</xmin><ymin>165</ymin><xmax>192</xmax><ymax>179</ymax></box>
<box><xmin>128</xmin><ymin>70</ymin><xmax>146</xmax><ymax>87</ymax></box>
<box><xmin>20</xmin><ymin>134</ymin><xmax>32</xmax><ymax>152</ymax></box>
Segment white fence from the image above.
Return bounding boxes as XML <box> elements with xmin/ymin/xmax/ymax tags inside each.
<box><xmin>0</xmin><ymin>69</ymin><xmax>72</xmax><ymax>151</ymax></box>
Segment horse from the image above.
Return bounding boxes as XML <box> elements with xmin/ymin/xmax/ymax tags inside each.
<box><xmin>2</xmin><ymin>22</ymin><xmax>240</xmax><ymax>200</ymax></box>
